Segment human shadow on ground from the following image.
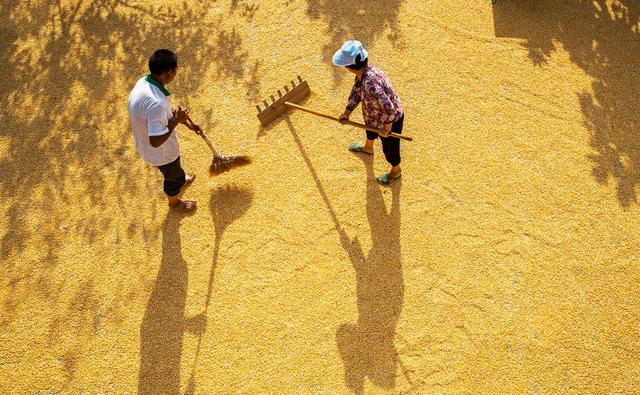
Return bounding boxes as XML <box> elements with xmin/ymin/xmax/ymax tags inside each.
<box><xmin>139</xmin><ymin>211</ymin><xmax>199</xmax><ymax>395</ymax></box>
<box><xmin>284</xmin><ymin>117</ymin><xmax>409</xmax><ymax>393</ymax></box>
<box><xmin>184</xmin><ymin>185</ymin><xmax>254</xmax><ymax>395</ymax></box>
<box><xmin>303</xmin><ymin>0</ymin><xmax>406</xmax><ymax>82</ymax></box>
<box><xmin>335</xmin><ymin>159</ymin><xmax>404</xmax><ymax>394</ymax></box>
<box><xmin>493</xmin><ymin>1</ymin><xmax>640</xmax><ymax>207</ymax></box>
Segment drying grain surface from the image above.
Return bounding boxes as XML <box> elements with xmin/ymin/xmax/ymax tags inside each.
<box><xmin>1</xmin><ymin>0</ymin><xmax>639</xmax><ymax>393</ymax></box>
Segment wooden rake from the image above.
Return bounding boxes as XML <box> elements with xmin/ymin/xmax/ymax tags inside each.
<box><xmin>256</xmin><ymin>76</ymin><xmax>413</xmax><ymax>141</ymax></box>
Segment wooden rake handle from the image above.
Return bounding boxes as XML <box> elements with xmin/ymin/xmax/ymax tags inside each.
<box><xmin>284</xmin><ymin>102</ymin><xmax>414</xmax><ymax>141</ymax></box>
<box><xmin>200</xmin><ymin>133</ymin><xmax>220</xmax><ymax>158</ymax></box>
<box><xmin>186</xmin><ymin>115</ymin><xmax>220</xmax><ymax>157</ymax></box>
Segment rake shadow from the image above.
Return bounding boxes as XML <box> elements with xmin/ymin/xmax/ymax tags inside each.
<box><xmin>184</xmin><ymin>185</ymin><xmax>254</xmax><ymax>395</ymax></box>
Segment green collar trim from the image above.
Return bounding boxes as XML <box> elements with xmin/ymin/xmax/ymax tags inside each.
<box><xmin>145</xmin><ymin>75</ymin><xmax>170</xmax><ymax>96</ymax></box>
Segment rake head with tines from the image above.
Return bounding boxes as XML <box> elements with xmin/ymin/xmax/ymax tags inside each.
<box><xmin>209</xmin><ymin>153</ymin><xmax>252</xmax><ymax>176</ymax></box>
<box><xmin>256</xmin><ymin>75</ymin><xmax>311</xmax><ymax>126</ymax></box>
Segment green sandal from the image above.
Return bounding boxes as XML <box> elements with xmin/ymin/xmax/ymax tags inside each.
<box><xmin>376</xmin><ymin>172</ymin><xmax>402</xmax><ymax>185</ymax></box>
<box><xmin>348</xmin><ymin>141</ymin><xmax>373</xmax><ymax>155</ymax></box>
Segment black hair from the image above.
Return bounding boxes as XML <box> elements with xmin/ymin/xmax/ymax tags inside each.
<box><xmin>148</xmin><ymin>49</ymin><xmax>178</xmax><ymax>75</ymax></box>
<box><xmin>346</xmin><ymin>54</ymin><xmax>368</xmax><ymax>70</ymax></box>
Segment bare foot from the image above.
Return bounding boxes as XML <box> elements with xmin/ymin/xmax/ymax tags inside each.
<box><xmin>169</xmin><ymin>199</ymin><xmax>197</xmax><ymax>212</ymax></box>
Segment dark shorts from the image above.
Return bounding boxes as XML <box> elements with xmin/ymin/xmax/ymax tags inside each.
<box><xmin>366</xmin><ymin>114</ymin><xmax>404</xmax><ymax>167</ymax></box>
<box><xmin>157</xmin><ymin>156</ymin><xmax>186</xmax><ymax>197</ymax></box>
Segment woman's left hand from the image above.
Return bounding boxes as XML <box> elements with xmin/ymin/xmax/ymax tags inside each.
<box><xmin>379</xmin><ymin>123</ymin><xmax>392</xmax><ymax>137</ymax></box>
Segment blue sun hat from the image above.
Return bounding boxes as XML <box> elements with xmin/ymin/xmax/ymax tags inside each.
<box><xmin>332</xmin><ymin>40</ymin><xmax>369</xmax><ymax>67</ymax></box>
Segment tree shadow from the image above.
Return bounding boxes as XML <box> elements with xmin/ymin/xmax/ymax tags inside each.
<box><xmin>184</xmin><ymin>185</ymin><xmax>254</xmax><ymax>395</ymax></box>
<box><xmin>46</xmin><ymin>278</ymin><xmax>101</xmax><ymax>388</ymax></box>
<box><xmin>0</xmin><ymin>0</ymin><xmax>217</xmax><ymax>314</ymax></box>
<box><xmin>230</xmin><ymin>0</ymin><xmax>260</xmax><ymax>22</ymax></box>
<box><xmin>0</xmin><ymin>0</ymin><xmax>220</xmax><ymax>388</ymax></box>
<box><xmin>244</xmin><ymin>60</ymin><xmax>263</xmax><ymax>104</ymax></box>
<box><xmin>138</xmin><ymin>211</ymin><xmax>196</xmax><ymax>395</ymax></box>
<box><xmin>492</xmin><ymin>0</ymin><xmax>640</xmax><ymax>207</ymax></box>
<box><xmin>211</xmin><ymin>24</ymin><xmax>264</xmax><ymax>103</ymax></box>
<box><xmin>284</xmin><ymin>117</ymin><xmax>409</xmax><ymax>393</ymax></box>
<box><xmin>303</xmin><ymin>0</ymin><xmax>406</xmax><ymax>82</ymax></box>
<box><xmin>213</xmin><ymin>27</ymin><xmax>249</xmax><ymax>81</ymax></box>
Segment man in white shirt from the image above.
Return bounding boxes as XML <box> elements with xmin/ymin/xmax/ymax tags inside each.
<box><xmin>128</xmin><ymin>49</ymin><xmax>202</xmax><ymax>212</ymax></box>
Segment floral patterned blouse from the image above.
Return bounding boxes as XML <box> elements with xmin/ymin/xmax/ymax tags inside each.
<box><xmin>346</xmin><ymin>65</ymin><xmax>403</xmax><ymax>129</ymax></box>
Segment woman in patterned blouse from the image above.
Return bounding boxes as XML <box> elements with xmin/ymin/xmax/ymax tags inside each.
<box><xmin>334</xmin><ymin>40</ymin><xmax>405</xmax><ymax>185</ymax></box>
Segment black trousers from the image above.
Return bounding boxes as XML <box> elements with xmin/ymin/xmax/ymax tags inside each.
<box><xmin>366</xmin><ymin>114</ymin><xmax>404</xmax><ymax>167</ymax></box>
<box><xmin>157</xmin><ymin>156</ymin><xmax>186</xmax><ymax>197</ymax></box>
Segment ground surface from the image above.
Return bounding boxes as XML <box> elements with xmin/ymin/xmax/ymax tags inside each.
<box><xmin>1</xmin><ymin>0</ymin><xmax>640</xmax><ymax>393</ymax></box>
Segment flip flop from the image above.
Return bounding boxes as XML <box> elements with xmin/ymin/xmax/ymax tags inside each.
<box><xmin>348</xmin><ymin>141</ymin><xmax>373</xmax><ymax>155</ymax></box>
<box><xmin>376</xmin><ymin>172</ymin><xmax>402</xmax><ymax>185</ymax></box>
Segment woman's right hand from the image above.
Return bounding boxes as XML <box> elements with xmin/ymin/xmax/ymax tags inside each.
<box><xmin>338</xmin><ymin>110</ymin><xmax>351</xmax><ymax>124</ymax></box>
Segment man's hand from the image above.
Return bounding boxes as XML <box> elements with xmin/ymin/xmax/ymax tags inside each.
<box><xmin>174</xmin><ymin>106</ymin><xmax>189</xmax><ymax>124</ymax></box>
<box><xmin>338</xmin><ymin>109</ymin><xmax>352</xmax><ymax>124</ymax></box>
<box><xmin>157</xmin><ymin>106</ymin><xmax>189</xmax><ymax>147</ymax></box>
<box><xmin>379</xmin><ymin>122</ymin><xmax>392</xmax><ymax>137</ymax></box>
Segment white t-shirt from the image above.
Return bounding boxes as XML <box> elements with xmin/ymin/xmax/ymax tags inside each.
<box><xmin>128</xmin><ymin>76</ymin><xmax>179</xmax><ymax>166</ymax></box>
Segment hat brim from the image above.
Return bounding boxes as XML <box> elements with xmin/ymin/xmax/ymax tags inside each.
<box><xmin>332</xmin><ymin>50</ymin><xmax>353</xmax><ymax>66</ymax></box>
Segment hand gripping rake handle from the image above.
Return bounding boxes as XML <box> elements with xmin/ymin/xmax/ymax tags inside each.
<box><xmin>284</xmin><ymin>102</ymin><xmax>414</xmax><ymax>141</ymax></box>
